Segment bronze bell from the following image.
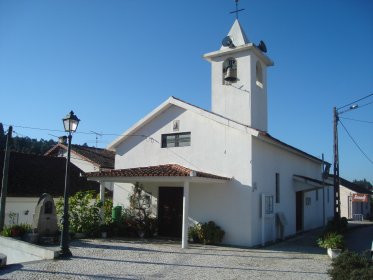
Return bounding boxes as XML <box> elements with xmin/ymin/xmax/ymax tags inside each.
<box><xmin>224</xmin><ymin>66</ymin><xmax>237</xmax><ymax>82</ymax></box>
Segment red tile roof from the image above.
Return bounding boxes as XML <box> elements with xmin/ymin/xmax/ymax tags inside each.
<box><xmin>45</xmin><ymin>144</ymin><xmax>115</xmax><ymax>169</ymax></box>
<box><xmin>86</xmin><ymin>164</ymin><xmax>230</xmax><ymax>181</ymax></box>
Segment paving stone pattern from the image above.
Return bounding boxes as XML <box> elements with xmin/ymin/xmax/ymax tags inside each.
<box><xmin>0</xmin><ymin>232</ymin><xmax>331</xmax><ymax>280</ymax></box>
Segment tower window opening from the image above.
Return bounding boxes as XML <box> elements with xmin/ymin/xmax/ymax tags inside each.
<box><xmin>223</xmin><ymin>58</ymin><xmax>237</xmax><ymax>84</ymax></box>
<box><xmin>256</xmin><ymin>61</ymin><xmax>263</xmax><ymax>88</ymax></box>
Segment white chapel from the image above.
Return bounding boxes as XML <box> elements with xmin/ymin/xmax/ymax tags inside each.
<box><xmin>87</xmin><ymin>18</ymin><xmax>334</xmax><ymax>248</ymax></box>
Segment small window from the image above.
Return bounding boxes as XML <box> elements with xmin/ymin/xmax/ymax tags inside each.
<box><xmin>275</xmin><ymin>173</ymin><xmax>280</xmax><ymax>203</ymax></box>
<box><xmin>265</xmin><ymin>195</ymin><xmax>274</xmax><ymax>215</ymax></box>
<box><xmin>327</xmin><ymin>188</ymin><xmax>330</xmax><ymax>203</ymax></box>
<box><xmin>161</xmin><ymin>132</ymin><xmax>191</xmax><ymax>148</ymax></box>
<box><xmin>316</xmin><ymin>190</ymin><xmax>319</xmax><ymax>201</ymax></box>
<box><xmin>305</xmin><ymin>197</ymin><xmax>311</xmax><ymax>206</ymax></box>
<box><xmin>256</xmin><ymin>61</ymin><xmax>263</xmax><ymax>88</ymax></box>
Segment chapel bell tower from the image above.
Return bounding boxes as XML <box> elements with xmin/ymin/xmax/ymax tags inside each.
<box><xmin>203</xmin><ymin>19</ymin><xmax>274</xmax><ymax>132</ymax></box>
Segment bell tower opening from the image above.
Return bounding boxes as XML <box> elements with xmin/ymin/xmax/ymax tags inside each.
<box><xmin>223</xmin><ymin>57</ymin><xmax>237</xmax><ymax>84</ymax></box>
<box><xmin>256</xmin><ymin>61</ymin><xmax>263</xmax><ymax>89</ymax></box>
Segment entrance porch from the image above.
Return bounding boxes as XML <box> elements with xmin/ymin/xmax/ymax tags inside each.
<box><xmin>86</xmin><ymin>164</ymin><xmax>230</xmax><ymax>248</ymax></box>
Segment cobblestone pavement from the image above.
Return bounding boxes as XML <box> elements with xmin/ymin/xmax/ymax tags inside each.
<box><xmin>0</xmin><ymin>231</ymin><xmax>331</xmax><ymax>280</ymax></box>
<box><xmin>344</xmin><ymin>223</ymin><xmax>373</xmax><ymax>253</ymax></box>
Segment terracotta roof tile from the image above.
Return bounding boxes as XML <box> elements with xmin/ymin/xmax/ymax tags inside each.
<box><xmin>45</xmin><ymin>144</ymin><xmax>115</xmax><ymax>169</ymax></box>
<box><xmin>86</xmin><ymin>164</ymin><xmax>230</xmax><ymax>181</ymax></box>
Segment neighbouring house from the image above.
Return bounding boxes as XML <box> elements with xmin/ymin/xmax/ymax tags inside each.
<box><xmin>44</xmin><ymin>140</ymin><xmax>115</xmax><ymax>173</ymax></box>
<box><xmin>44</xmin><ymin>141</ymin><xmax>115</xmax><ymax>205</ymax></box>
<box><xmin>86</xmin><ymin>19</ymin><xmax>334</xmax><ymax>248</ymax></box>
<box><xmin>0</xmin><ymin>151</ymin><xmax>99</xmax><ymax>226</ymax></box>
<box><xmin>338</xmin><ymin>177</ymin><xmax>372</xmax><ymax>220</ymax></box>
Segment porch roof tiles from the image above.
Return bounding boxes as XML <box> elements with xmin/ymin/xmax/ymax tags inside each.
<box><xmin>86</xmin><ymin>164</ymin><xmax>230</xmax><ymax>181</ymax></box>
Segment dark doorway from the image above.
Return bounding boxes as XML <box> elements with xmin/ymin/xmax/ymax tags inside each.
<box><xmin>158</xmin><ymin>187</ymin><xmax>183</xmax><ymax>238</ymax></box>
<box><xmin>296</xmin><ymin>191</ymin><xmax>303</xmax><ymax>232</ymax></box>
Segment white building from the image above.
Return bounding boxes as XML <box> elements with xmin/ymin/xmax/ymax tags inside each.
<box><xmin>338</xmin><ymin>177</ymin><xmax>371</xmax><ymax>220</ymax></box>
<box><xmin>45</xmin><ymin>141</ymin><xmax>115</xmax><ymax>173</ymax></box>
<box><xmin>87</xmin><ymin>19</ymin><xmax>334</xmax><ymax>247</ymax></box>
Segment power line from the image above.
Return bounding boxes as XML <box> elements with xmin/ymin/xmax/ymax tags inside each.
<box><xmin>2</xmin><ymin>123</ymin><xmax>149</xmax><ymax>139</ymax></box>
<box><xmin>358</xmin><ymin>100</ymin><xmax>373</xmax><ymax>109</ymax></box>
<box><xmin>339</xmin><ymin>117</ymin><xmax>373</xmax><ymax>124</ymax></box>
<box><xmin>339</xmin><ymin>120</ymin><xmax>373</xmax><ymax>165</ymax></box>
<box><xmin>337</xmin><ymin>93</ymin><xmax>373</xmax><ymax>111</ymax></box>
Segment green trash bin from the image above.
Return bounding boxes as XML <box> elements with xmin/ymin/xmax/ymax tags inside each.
<box><xmin>112</xmin><ymin>206</ymin><xmax>122</xmax><ymax>222</ymax></box>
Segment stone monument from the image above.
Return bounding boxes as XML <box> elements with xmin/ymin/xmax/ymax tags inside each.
<box><xmin>33</xmin><ymin>193</ymin><xmax>59</xmax><ymax>236</ymax></box>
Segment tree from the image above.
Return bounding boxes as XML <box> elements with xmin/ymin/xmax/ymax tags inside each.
<box><xmin>0</xmin><ymin>123</ymin><xmax>6</xmax><ymax>150</ymax></box>
<box><xmin>0</xmin><ymin>123</ymin><xmax>4</xmax><ymax>137</ymax></box>
<box><xmin>353</xmin><ymin>179</ymin><xmax>373</xmax><ymax>191</ymax></box>
<box><xmin>0</xmin><ymin>123</ymin><xmax>57</xmax><ymax>155</ymax></box>
<box><xmin>128</xmin><ymin>182</ymin><xmax>157</xmax><ymax>237</ymax></box>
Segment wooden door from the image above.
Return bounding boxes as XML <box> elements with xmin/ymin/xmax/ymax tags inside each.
<box><xmin>158</xmin><ymin>187</ymin><xmax>183</xmax><ymax>237</ymax></box>
<box><xmin>296</xmin><ymin>191</ymin><xmax>303</xmax><ymax>232</ymax></box>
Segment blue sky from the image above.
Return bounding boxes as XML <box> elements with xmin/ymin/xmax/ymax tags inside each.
<box><xmin>0</xmin><ymin>0</ymin><xmax>372</xmax><ymax>183</ymax></box>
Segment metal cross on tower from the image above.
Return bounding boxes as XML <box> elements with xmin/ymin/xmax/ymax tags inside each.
<box><xmin>230</xmin><ymin>0</ymin><xmax>245</xmax><ymax>19</ymax></box>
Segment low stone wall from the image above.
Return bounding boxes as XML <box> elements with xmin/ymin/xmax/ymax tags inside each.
<box><xmin>0</xmin><ymin>236</ymin><xmax>59</xmax><ymax>265</ymax></box>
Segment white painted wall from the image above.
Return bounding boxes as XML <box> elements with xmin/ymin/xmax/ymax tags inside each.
<box><xmin>340</xmin><ymin>185</ymin><xmax>371</xmax><ymax>219</ymax></box>
<box><xmin>303</xmin><ymin>189</ymin><xmax>325</xmax><ymax>229</ymax></box>
<box><xmin>112</xmin><ymin>103</ymin><xmax>333</xmax><ymax>247</ymax></box>
<box><xmin>114</xmin><ymin>105</ymin><xmax>255</xmax><ymax>246</ymax></box>
<box><xmin>59</xmin><ymin>150</ymin><xmax>99</xmax><ymax>173</ymax></box>
<box><xmin>4</xmin><ymin>197</ymin><xmax>60</xmax><ymax>226</ymax></box>
<box><xmin>209</xmin><ymin>50</ymin><xmax>268</xmax><ymax>132</ymax></box>
<box><xmin>251</xmin><ymin>137</ymin><xmax>333</xmax><ymax>246</ymax></box>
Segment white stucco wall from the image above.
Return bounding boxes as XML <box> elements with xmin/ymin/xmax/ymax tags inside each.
<box><xmin>111</xmin><ymin>103</ymin><xmax>333</xmax><ymax>247</ymax></box>
<box><xmin>4</xmin><ymin>197</ymin><xmax>60</xmax><ymax>226</ymax></box>
<box><xmin>251</xmin><ymin>137</ymin><xmax>333</xmax><ymax>246</ymax></box>
<box><xmin>210</xmin><ymin>51</ymin><xmax>268</xmax><ymax>132</ymax></box>
<box><xmin>340</xmin><ymin>185</ymin><xmax>371</xmax><ymax>219</ymax></box>
<box><xmin>59</xmin><ymin>150</ymin><xmax>99</xmax><ymax>173</ymax></box>
<box><xmin>113</xmin><ymin>105</ymin><xmax>255</xmax><ymax>246</ymax></box>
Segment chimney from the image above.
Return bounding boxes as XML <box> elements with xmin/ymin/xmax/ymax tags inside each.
<box><xmin>58</xmin><ymin>136</ymin><xmax>67</xmax><ymax>145</ymax></box>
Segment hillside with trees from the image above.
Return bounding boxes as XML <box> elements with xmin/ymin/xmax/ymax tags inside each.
<box><xmin>0</xmin><ymin>123</ymin><xmax>56</xmax><ymax>155</ymax></box>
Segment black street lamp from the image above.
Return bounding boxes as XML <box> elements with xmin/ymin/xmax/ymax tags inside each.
<box><xmin>60</xmin><ymin>111</ymin><xmax>80</xmax><ymax>258</ymax></box>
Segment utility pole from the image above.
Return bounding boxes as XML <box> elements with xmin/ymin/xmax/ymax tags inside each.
<box><xmin>0</xmin><ymin>126</ymin><xmax>13</xmax><ymax>231</ymax></box>
<box><xmin>332</xmin><ymin>93</ymin><xmax>372</xmax><ymax>220</ymax></box>
<box><xmin>333</xmin><ymin>107</ymin><xmax>340</xmax><ymax>219</ymax></box>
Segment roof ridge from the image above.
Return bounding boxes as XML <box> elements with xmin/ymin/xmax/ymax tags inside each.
<box><xmin>170</xmin><ymin>96</ymin><xmax>260</xmax><ymax>131</ymax></box>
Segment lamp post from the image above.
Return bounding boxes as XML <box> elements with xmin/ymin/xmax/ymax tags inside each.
<box><xmin>60</xmin><ymin>111</ymin><xmax>80</xmax><ymax>258</ymax></box>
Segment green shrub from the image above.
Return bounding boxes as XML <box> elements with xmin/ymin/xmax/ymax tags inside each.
<box><xmin>0</xmin><ymin>224</ymin><xmax>32</xmax><ymax>237</ymax></box>
<box><xmin>324</xmin><ymin>217</ymin><xmax>348</xmax><ymax>235</ymax></box>
<box><xmin>56</xmin><ymin>190</ymin><xmax>102</xmax><ymax>235</ymax></box>
<box><xmin>188</xmin><ymin>223</ymin><xmax>201</xmax><ymax>243</ymax></box>
<box><xmin>190</xmin><ymin>221</ymin><xmax>225</xmax><ymax>245</ymax></box>
<box><xmin>317</xmin><ymin>232</ymin><xmax>344</xmax><ymax>249</ymax></box>
<box><xmin>0</xmin><ymin>225</ymin><xmax>12</xmax><ymax>237</ymax></box>
<box><xmin>328</xmin><ymin>251</ymin><xmax>373</xmax><ymax>280</ymax></box>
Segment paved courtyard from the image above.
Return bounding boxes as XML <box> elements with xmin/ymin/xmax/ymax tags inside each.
<box><xmin>0</xmin><ymin>230</ymin><xmax>331</xmax><ymax>280</ymax></box>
